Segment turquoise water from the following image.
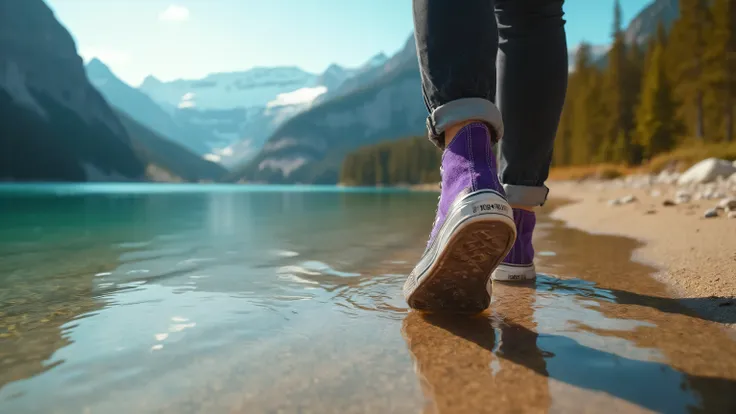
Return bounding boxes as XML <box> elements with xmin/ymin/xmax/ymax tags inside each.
<box><xmin>1</xmin><ymin>184</ymin><xmax>736</xmax><ymax>413</ymax></box>
<box><xmin>0</xmin><ymin>184</ymin><xmax>437</xmax><ymax>412</ymax></box>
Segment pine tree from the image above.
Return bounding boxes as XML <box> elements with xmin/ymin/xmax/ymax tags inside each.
<box><xmin>625</xmin><ymin>36</ymin><xmax>646</xmax><ymax>164</ymax></box>
<box><xmin>635</xmin><ymin>34</ymin><xmax>679</xmax><ymax>158</ymax></box>
<box><xmin>601</xmin><ymin>0</ymin><xmax>635</xmax><ymax>163</ymax></box>
<box><xmin>704</xmin><ymin>0</ymin><xmax>736</xmax><ymax>142</ymax></box>
<box><xmin>666</xmin><ymin>0</ymin><xmax>711</xmax><ymax>140</ymax></box>
<box><xmin>568</xmin><ymin>44</ymin><xmax>594</xmax><ymax>164</ymax></box>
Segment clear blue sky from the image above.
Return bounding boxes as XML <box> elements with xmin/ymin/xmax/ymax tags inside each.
<box><xmin>45</xmin><ymin>0</ymin><xmax>651</xmax><ymax>86</ymax></box>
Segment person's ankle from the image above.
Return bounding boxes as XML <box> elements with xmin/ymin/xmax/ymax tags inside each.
<box><xmin>444</xmin><ymin>120</ymin><xmax>495</xmax><ymax>148</ymax></box>
<box><xmin>504</xmin><ymin>208</ymin><xmax>535</xmax><ymax>265</ymax></box>
<box><xmin>441</xmin><ymin>122</ymin><xmax>504</xmax><ymax>196</ymax></box>
<box><xmin>511</xmin><ymin>205</ymin><xmax>535</xmax><ymax>212</ymax></box>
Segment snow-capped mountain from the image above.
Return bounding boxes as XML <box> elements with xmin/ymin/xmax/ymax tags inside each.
<box><xmin>139</xmin><ymin>67</ymin><xmax>325</xmax><ymax>111</ymax></box>
<box><xmin>172</xmin><ymin>104</ymin><xmax>299</xmax><ymax>167</ymax></box>
<box><xmin>132</xmin><ymin>55</ymin><xmax>389</xmax><ymax>168</ymax></box>
<box><xmin>135</xmin><ymin>67</ymin><xmax>336</xmax><ymax>167</ymax></box>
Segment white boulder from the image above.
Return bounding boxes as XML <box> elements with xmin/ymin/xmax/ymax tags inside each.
<box><xmin>677</xmin><ymin>158</ymin><xmax>736</xmax><ymax>186</ymax></box>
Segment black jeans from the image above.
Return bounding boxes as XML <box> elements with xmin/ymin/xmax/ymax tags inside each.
<box><xmin>413</xmin><ymin>0</ymin><xmax>568</xmax><ymax>206</ymax></box>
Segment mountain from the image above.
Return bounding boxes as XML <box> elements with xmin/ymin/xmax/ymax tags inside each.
<box><xmin>85</xmin><ymin>58</ymin><xmax>214</xmax><ymax>155</ymax></box>
<box><xmin>568</xmin><ymin>44</ymin><xmax>610</xmax><ymax>72</ymax></box>
<box><xmin>139</xmin><ymin>67</ymin><xmax>324</xmax><ymax>110</ymax></box>
<box><xmin>0</xmin><ymin>0</ymin><xmax>228</xmax><ymax>183</ymax></box>
<box><xmin>115</xmin><ymin>110</ymin><xmax>227</xmax><ymax>182</ymax></box>
<box><xmin>316</xmin><ymin>64</ymin><xmax>356</xmax><ymax>92</ymax></box>
<box><xmin>624</xmin><ymin>0</ymin><xmax>679</xmax><ymax>45</ymax></box>
<box><xmin>315</xmin><ymin>52</ymin><xmax>391</xmax><ymax>103</ymax></box>
<box><xmin>231</xmin><ymin>37</ymin><xmax>425</xmax><ymax>184</ymax></box>
<box><xmin>136</xmin><ymin>56</ymin><xmax>389</xmax><ymax>169</ymax></box>
<box><xmin>136</xmin><ymin>67</ymin><xmax>330</xmax><ymax>168</ymax></box>
<box><xmin>235</xmin><ymin>0</ymin><xmax>680</xmax><ymax>185</ymax></box>
<box><xmin>0</xmin><ymin>0</ymin><xmax>145</xmax><ymax>181</ymax></box>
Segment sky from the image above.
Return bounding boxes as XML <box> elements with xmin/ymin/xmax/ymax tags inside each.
<box><xmin>45</xmin><ymin>0</ymin><xmax>652</xmax><ymax>87</ymax></box>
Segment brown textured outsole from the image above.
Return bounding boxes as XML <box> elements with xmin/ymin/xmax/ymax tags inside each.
<box><xmin>406</xmin><ymin>221</ymin><xmax>515</xmax><ymax>314</ymax></box>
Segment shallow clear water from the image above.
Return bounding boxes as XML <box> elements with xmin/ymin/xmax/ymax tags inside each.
<box><xmin>1</xmin><ymin>184</ymin><xmax>735</xmax><ymax>413</ymax></box>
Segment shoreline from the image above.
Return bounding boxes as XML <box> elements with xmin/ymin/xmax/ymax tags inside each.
<box><xmin>409</xmin><ymin>179</ymin><xmax>736</xmax><ymax>328</ymax></box>
<box><xmin>548</xmin><ymin>180</ymin><xmax>736</xmax><ymax>329</ymax></box>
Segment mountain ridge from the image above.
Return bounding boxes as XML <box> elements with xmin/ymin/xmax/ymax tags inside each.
<box><xmin>86</xmin><ymin>58</ymin><xmax>215</xmax><ymax>155</ymax></box>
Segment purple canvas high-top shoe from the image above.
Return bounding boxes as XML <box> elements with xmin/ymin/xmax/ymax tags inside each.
<box><xmin>491</xmin><ymin>209</ymin><xmax>537</xmax><ymax>281</ymax></box>
<box><xmin>404</xmin><ymin>122</ymin><xmax>516</xmax><ymax>313</ymax></box>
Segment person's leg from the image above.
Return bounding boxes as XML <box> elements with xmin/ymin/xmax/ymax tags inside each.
<box><xmin>413</xmin><ymin>0</ymin><xmax>503</xmax><ymax>148</ymax></box>
<box><xmin>405</xmin><ymin>0</ymin><xmax>516</xmax><ymax>313</ymax></box>
<box><xmin>492</xmin><ymin>0</ymin><xmax>568</xmax><ymax>281</ymax></box>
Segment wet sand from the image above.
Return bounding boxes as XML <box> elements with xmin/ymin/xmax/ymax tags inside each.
<box><xmin>549</xmin><ymin>181</ymin><xmax>736</xmax><ymax>329</ymax></box>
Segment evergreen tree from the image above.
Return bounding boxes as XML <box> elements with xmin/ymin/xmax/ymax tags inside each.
<box><xmin>625</xmin><ymin>36</ymin><xmax>646</xmax><ymax>164</ymax></box>
<box><xmin>704</xmin><ymin>0</ymin><xmax>736</xmax><ymax>142</ymax></box>
<box><xmin>666</xmin><ymin>0</ymin><xmax>711</xmax><ymax>140</ymax></box>
<box><xmin>339</xmin><ymin>137</ymin><xmax>442</xmax><ymax>186</ymax></box>
<box><xmin>601</xmin><ymin>0</ymin><xmax>637</xmax><ymax>164</ymax></box>
<box><xmin>635</xmin><ymin>34</ymin><xmax>679</xmax><ymax>158</ymax></box>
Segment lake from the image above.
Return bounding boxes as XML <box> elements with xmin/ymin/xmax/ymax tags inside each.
<box><xmin>1</xmin><ymin>184</ymin><xmax>736</xmax><ymax>413</ymax></box>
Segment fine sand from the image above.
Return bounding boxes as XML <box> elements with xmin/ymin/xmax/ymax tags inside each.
<box><xmin>548</xmin><ymin>180</ymin><xmax>736</xmax><ymax>329</ymax></box>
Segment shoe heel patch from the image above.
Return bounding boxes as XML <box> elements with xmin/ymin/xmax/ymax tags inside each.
<box><xmin>471</xmin><ymin>201</ymin><xmax>510</xmax><ymax>215</ymax></box>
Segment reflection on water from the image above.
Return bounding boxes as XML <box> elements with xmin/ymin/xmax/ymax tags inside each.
<box><xmin>1</xmin><ymin>185</ymin><xmax>735</xmax><ymax>413</ymax></box>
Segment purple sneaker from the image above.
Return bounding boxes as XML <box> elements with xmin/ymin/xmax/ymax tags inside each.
<box><xmin>491</xmin><ymin>209</ymin><xmax>537</xmax><ymax>281</ymax></box>
<box><xmin>404</xmin><ymin>122</ymin><xmax>516</xmax><ymax>313</ymax></box>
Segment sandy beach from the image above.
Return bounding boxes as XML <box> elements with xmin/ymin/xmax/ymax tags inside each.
<box><xmin>549</xmin><ymin>177</ymin><xmax>736</xmax><ymax>329</ymax></box>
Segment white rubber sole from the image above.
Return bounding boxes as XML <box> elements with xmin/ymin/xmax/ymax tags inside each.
<box><xmin>404</xmin><ymin>189</ymin><xmax>516</xmax><ymax>313</ymax></box>
<box><xmin>491</xmin><ymin>263</ymin><xmax>537</xmax><ymax>282</ymax></box>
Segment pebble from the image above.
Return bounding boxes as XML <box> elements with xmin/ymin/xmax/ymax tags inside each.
<box><xmin>656</xmin><ymin>171</ymin><xmax>680</xmax><ymax>185</ymax></box>
<box><xmin>608</xmin><ymin>198</ymin><xmax>622</xmax><ymax>206</ymax></box>
<box><xmin>718</xmin><ymin>197</ymin><xmax>736</xmax><ymax>210</ymax></box>
<box><xmin>675</xmin><ymin>192</ymin><xmax>692</xmax><ymax>204</ymax></box>
<box><xmin>620</xmin><ymin>195</ymin><xmax>637</xmax><ymax>204</ymax></box>
<box><xmin>663</xmin><ymin>200</ymin><xmax>676</xmax><ymax>207</ymax></box>
<box><xmin>729</xmin><ymin>211</ymin><xmax>736</xmax><ymax>219</ymax></box>
<box><xmin>704</xmin><ymin>208</ymin><xmax>719</xmax><ymax>218</ymax></box>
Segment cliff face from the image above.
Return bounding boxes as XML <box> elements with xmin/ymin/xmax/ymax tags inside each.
<box><xmin>0</xmin><ymin>0</ymin><xmax>145</xmax><ymax>181</ymax></box>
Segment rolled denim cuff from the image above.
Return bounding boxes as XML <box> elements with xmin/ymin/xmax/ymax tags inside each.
<box><xmin>426</xmin><ymin>98</ymin><xmax>504</xmax><ymax>149</ymax></box>
<box><xmin>503</xmin><ymin>184</ymin><xmax>549</xmax><ymax>207</ymax></box>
